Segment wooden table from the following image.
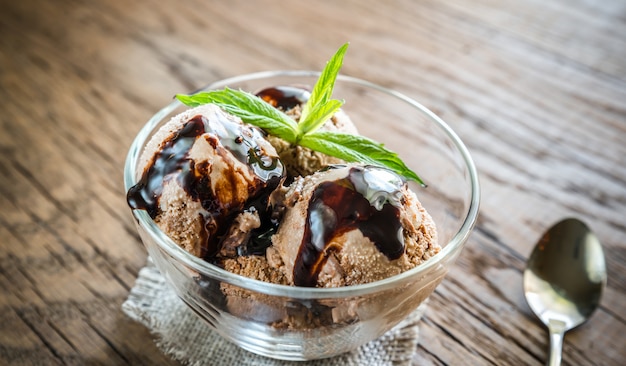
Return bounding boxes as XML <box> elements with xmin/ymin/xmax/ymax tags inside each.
<box><xmin>1</xmin><ymin>0</ymin><xmax>624</xmax><ymax>364</ymax></box>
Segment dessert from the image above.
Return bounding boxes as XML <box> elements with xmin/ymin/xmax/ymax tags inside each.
<box><xmin>269</xmin><ymin>164</ymin><xmax>438</xmax><ymax>288</ymax></box>
<box><xmin>127</xmin><ymin>44</ymin><xmax>440</xmax><ymax>292</ymax></box>
<box><xmin>122</xmin><ymin>44</ymin><xmax>481</xmax><ymax>359</ymax></box>
<box><xmin>126</xmin><ymin>104</ymin><xmax>284</xmax><ymax>258</ymax></box>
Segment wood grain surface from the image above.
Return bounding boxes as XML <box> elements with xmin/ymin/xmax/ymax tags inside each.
<box><xmin>1</xmin><ymin>0</ymin><xmax>625</xmax><ymax>365</ymax></box>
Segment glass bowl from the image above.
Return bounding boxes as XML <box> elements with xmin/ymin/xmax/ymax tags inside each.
<box><xmin>124</xmin><ymin>71</ymin><xmax>480</xmax><ymax>361</ymax></box>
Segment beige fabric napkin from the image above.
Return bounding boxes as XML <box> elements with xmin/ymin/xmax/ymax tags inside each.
<box><xmin>122</xmin><ymin>260</ymin><xmax>426</xmax><ymax>366</ymax></box>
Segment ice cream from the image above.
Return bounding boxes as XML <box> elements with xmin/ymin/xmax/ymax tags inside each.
<box><xmin>126</xmin><ymin>104</ymin><xmax>284</xmax><ymax>258</ymax></box>
<box><xmin>271</xmin><ymin>164</ymin><xmax>438</xmax><ymax>287</ymax></box>
<box><xmin>218</xmin><ymin>163</ymin><xmax>439</xmax><ymax>288</ymax></box>
<box><xmin>127</xmin><ymin>86</ymin><xmax>440</xmax><ymax>289</ymax></box>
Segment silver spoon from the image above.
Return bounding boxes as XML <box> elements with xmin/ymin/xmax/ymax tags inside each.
<box><xmin>523</xmin><ymin>218</ymin><xmax>606</xmax><ymax>366</ymax></box>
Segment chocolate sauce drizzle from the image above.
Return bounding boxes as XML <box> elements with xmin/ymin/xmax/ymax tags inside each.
<box><xmin>237</xmin><ymin>194</ymin><xmax>281</xmax><ymax>256</ymax></box>
<box><xmin>256</xmin><ymin>86</ymin><xmax>310</xmax><ymax>110</ymax></box>
<box><xmin>127</xmin><ymin>117</ymin><xmax>204</xmax><ymax>218</ymax></box>
<box><xmin>127</xmin><ymin>113</ymin><xmax>283</xmax><ymax>258</ymax></box>
<box><xmin>293</xmin><ymin>168</ymin><xmax>405</xmax><ymax>287</ymax></box>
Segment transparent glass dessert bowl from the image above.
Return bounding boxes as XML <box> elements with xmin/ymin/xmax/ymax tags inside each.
<box><xmin>124</xmin><ymin>71</ymin><xmax>480</xmax><ymax>361</ymax></box>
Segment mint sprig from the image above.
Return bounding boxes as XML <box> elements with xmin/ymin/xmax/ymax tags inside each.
<box><xmin>299</xmin><ymin>131</ymin><xmax>423</xmax><ymax>183</ymax></box>
<box><xmin>298</xmin><ymin>43</ymin><xmax>348</xmax><ymax>128</ymax></box>
<box><xmin>175</xmin><ymin>43</ymin><xmax>425</xmax><ymax>185</ymax></box>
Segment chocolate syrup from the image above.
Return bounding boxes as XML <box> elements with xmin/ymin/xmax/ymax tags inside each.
<box><xmin>256</xmin><ymin>86</ymin><xmax>310</xmax><ymax>110</ymax></box>
<box><xmin>127</xmin><ymin>117</ymin><xmax>205</xmax><ymax>218</ymax></box>
<box><xmin>127</xmin><ymin>112</ymin><xmax>284</xmax><ymax>258</ymax></box>
<box><xmin>293</xmin><ymin>168</ymin><xmax>404</xmax><ymax>287</ymax></box>
<box><xmin>238</xmin><ymin>190</ymin><xmax>280</xmax><ymax>256</ymax></box>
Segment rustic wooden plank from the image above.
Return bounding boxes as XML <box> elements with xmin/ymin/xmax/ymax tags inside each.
<box><xmin>440</xmin><ymin>0</ymin><xmax>626</xmax><ymax>78</ymax></box>
<box><xmin>0</xmin><ymin>307</ymin><xmax>63</xmax><ymax>365</ymax></box>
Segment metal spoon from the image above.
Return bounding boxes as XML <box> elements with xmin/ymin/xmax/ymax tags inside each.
<box><xmin>523</xmin><ymin>218</ymin><xmax>606</xmax><ymax>366</ymax></box>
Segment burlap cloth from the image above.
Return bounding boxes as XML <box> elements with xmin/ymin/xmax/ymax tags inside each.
<box><xmin>122</xmin><ymin>259</ymin><xmax>427</xmax><ymax>366</ymax></box>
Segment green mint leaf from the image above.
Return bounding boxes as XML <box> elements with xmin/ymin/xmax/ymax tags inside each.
<box><xmin>299</xmin><ymin>43</ymin><xmax>349</xmax><ymax>124</ymax></box>
<box><xmin>176</xmin><ymin>88</ymin><xmax>299</xmax><ymax>143</ymax></box>
<box><xmin>299</xmin><ymin>131</ymin><xmax>425</xmax><ymax>186</ymax></box>
<box><xmin>176</xmin><ymin>93</ymin><xmax>205</xmax><ymax>107</ymax></box>
<box><xmin>297</xmin><ymin>99</ymin><xmax>344</xmax><ymax>136</ymax></box>
<box><xmin>174</xmin><ymin>43</ymin><xmax>425</xmax><ymax>184</ymax></box>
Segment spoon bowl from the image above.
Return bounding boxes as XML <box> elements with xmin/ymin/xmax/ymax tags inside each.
<box><xmin>523</xmin><ymin>218</ymin><xmax>606</xmax><ymax>365</ymax></box>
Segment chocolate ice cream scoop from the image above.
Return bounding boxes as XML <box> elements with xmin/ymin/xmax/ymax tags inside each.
<box><xmin>272</xmin><ymin>164</ymin><xmax>439</xmax><ymax>288</ymax></box>
<box><xmin>127</xmin><ymin>104</ymin><xmax>284</xmax><ymax>258</ymax></box>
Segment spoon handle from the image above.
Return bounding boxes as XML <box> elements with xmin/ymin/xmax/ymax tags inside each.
<box><xmin>547</xmin><ymin>319</ymin><xmax>566</xmax><ymax>366</ymax></box>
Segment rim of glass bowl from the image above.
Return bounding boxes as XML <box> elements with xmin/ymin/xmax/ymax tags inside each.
<box><xmin>124</xmin><ymin>70</ymin><xmax>480</xmax><ymax>299</ymax></box>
